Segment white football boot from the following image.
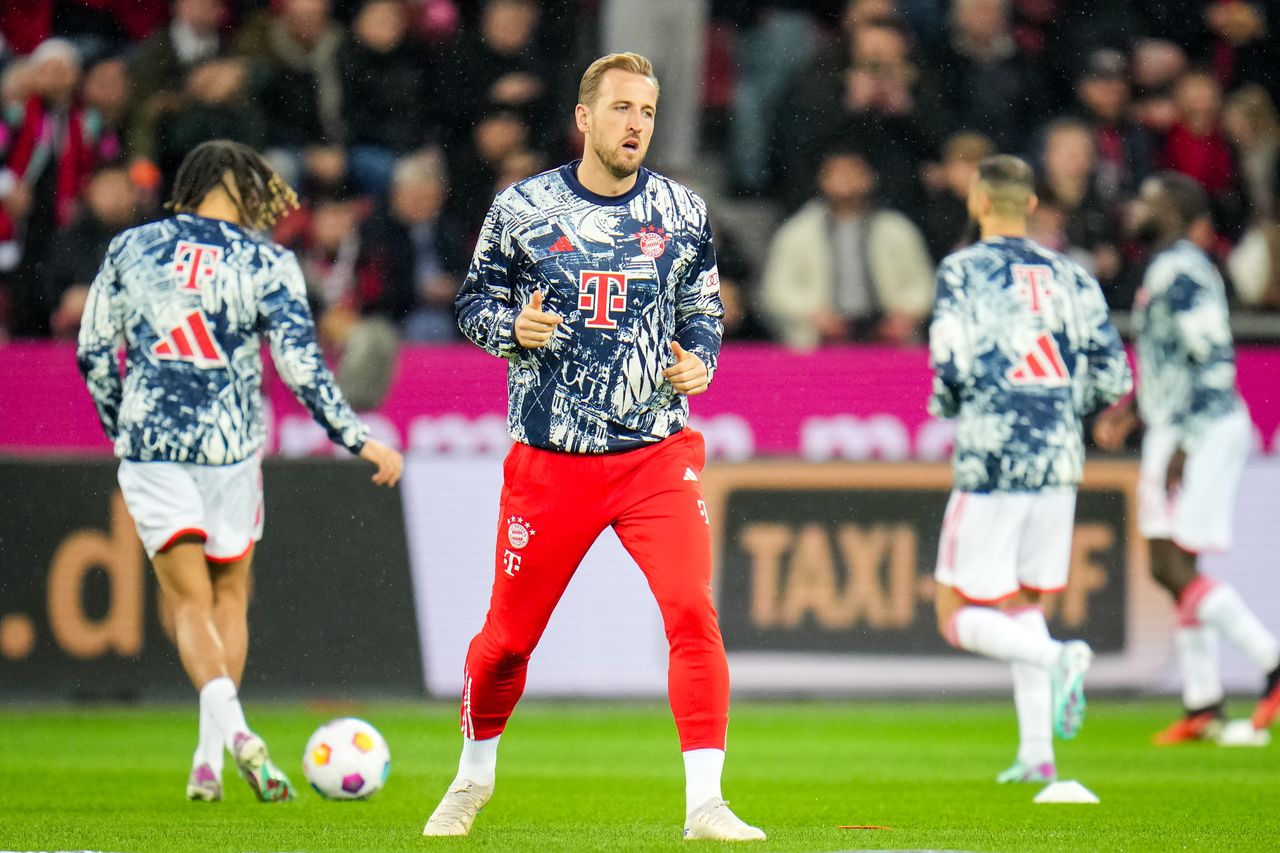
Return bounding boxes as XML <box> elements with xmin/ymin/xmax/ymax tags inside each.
<box><xmin>683</xmin><ymin>798</ymin><xmax>766</xmax><ymax>841</ymax></box>
<box><xmin>422</xmin><ymin>780</ymin><xmax>494</xmax><ymax>836</ymax></box>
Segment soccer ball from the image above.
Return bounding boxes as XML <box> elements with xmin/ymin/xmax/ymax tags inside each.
<box><xmin>303</xmin><ymin>717</ymin><xmax>391</xmax><ymax>800</ymax></box>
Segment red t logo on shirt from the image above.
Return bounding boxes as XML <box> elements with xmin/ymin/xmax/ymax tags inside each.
<box><xmin>173</xmin><ymin>241</ymin><xmax>223</xmax><ymax>292</ymax></box>
<box><xmin>578</xmin><ymin>271</ymin><xmax>628</xmax><ymax>329</ymax></box>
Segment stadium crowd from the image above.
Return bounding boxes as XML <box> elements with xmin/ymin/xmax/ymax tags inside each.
<box><xmin>1</xmin><ymin>0</ymin><xmax>1279</xmax><ymax>349</ymax></box>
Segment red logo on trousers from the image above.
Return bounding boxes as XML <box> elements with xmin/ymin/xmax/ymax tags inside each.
<box><xmin>578</xmin><ymin>271</ymin><xmax>628</xmax><ymax>329</ymax></box>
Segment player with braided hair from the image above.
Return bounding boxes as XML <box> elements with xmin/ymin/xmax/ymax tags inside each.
<box><xmin>77</xmin><ymin>140</ymin><xmax>403</xmax><ymax>803</ymax></box>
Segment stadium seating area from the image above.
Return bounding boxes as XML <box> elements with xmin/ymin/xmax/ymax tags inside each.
<box><xmin>2</xmin><ymin>0</ymin><xmax>1279</xmax><ymax>345</ymax></box>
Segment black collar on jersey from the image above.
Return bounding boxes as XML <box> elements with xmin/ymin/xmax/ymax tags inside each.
<box><xmin>560</xmin><ymin>160</ymin><xmax>650</xmax><ymax>206</ymax></box>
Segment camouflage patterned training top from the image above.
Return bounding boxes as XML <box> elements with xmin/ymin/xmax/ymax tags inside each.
<box><xmin>1133</xmin><ymin>240</ymin><xmax>1244</xmax><ymax>450</ymax></box>
<box><xmin>77</xmin><ymin>214</ymin><xmax>368</xmax><ymax>464</ymax></box>
<box><xmin>456</xmin><ymin>162</ymin><xmax>724</xmax><ymax>454</ymax></box>
<box><xmin>929</xmin><ymin>236</ymin><xmax>1132</xmax><ymax>493</ymax></box>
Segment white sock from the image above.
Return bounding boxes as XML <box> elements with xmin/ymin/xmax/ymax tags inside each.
<box><xmin>951</xmin><ymin>606</ymin><xmax>1062</xmax><ymax>669</ymax></box>
<box><xmin>1009</xmin><ymin>608</ymin><xmax>1053</xmax><ymax>767</ymax></box>
<box><xmin>1196</xmin><ymin>581</ymin><xmax>1280</xmax><ymax>673</ymax></box>
<box><xmin>1175</xmin><ymin>625</ymin><xmax>1224</xmax><ymax>711</ymax></box>
<box><xmin>193</xmin><ymin>699</ymin><xmax>225</xmax><ymax>776</ymax></box>
<box><xmin>200</xmin><ymin>676</ymin><xmax>250</xmax><ymax>753</ymax></box>
<box><xmin>453</xmin><ymin>735</ymin><xmax>500</xmax><ymax>788</ymax></box>
<box><xmin>683</xmin><ymin>748</ymin><xmax>725</xmax><ymax>815</ymax></box>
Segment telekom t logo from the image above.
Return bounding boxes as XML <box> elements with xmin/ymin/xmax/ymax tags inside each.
<box><xmin>578</xmin><ymin>271</ymin><xmax>628</xmax><ymax>329</ymax></box>
<box><xmin>1012</xmin><ymin>264</ymin><xmax>1054</xmax><ymax>314</ymax></box>
<box><xmin>173</xmin><ymin>241</ymin><xmax>223</xmax><ymax>292</ymax></box>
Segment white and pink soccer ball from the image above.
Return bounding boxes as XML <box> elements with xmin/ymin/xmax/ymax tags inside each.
<box><xmin>303</xmin><ymin>717</ymin><xmax>391</xmax><ymax>800</ymax></box>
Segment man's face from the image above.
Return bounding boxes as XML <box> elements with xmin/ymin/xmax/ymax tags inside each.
<box><xmin>1044</xmin><ymin>128</ymin><xmax>1094</xmax><ymax>182</ymax></box>
<box><xmin>819</xmin><ymin>155</ymin><xmax>874</xmax><ymax>206</ymax></box>
<box><xmin>176</xmin><ymin>0</ymin><xmax>225</xmax><ymax>33</ymax></box>
<box><xmin>1079</xmin><ymin>76</ymin><xmax>1128</xmax><ymax>121</ymax></box>
<box><xmin>578</xmin><ymin>70</ymin><xmax>657</xmax><ymax>180</ymax></box>
<box><xmin>87</xmin><ymin>170</ymin><xmax>138</xmax><ymax>226</ymax></box>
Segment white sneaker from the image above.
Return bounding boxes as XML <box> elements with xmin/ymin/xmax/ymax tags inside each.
<box><xmin>1052</xmin><ymin>640</ymin><xmax>1094</xmax><ymax>740</ymax></box>
<box><xmin>422</xmin><ymin>780</ymin><xmax>494</xmax><ymax>837</ymax></box>
<box><xmin>683</xmin><ymin>798</ymin><xmax>766</xmax><ymax>842</ymax></box>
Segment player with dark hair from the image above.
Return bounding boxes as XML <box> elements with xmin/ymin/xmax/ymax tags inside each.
<box><xmin>421</xmin><ymin>53</ymin><xmax>764</xmax><ymax>841</ymax></box>
<box><xmin>1095</xmin><ymin>172</ymin><xmax>1280</xmax><ymax>743</ymax></box>
<box><xmin>930</xmin><ymin>155</ymin><xmax>1132</xmax><ymax>783</ymax></box>
<box><xmin>77</xmin><ymin>139</ymin><xmax>403</xmax><ymax>802</ymax></box>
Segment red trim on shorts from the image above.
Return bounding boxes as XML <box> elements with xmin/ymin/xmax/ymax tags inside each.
<box><xmin>159</xmin><ymin>527</ymin><xmax>208</xmax><ymax>553</ymax></box>
<box><xmin>1019</xmin><ymin>583</ymin><xmax>1067</xmax><ymax>595</ymax></box>
<box><xmin>1005</xmin><ymin>604</ymin><xmax>1046</xmax><ymax>617</ymax></box>
<box><xmin>1176</xmin><ymin>575</ymin><xmax>1219</xmax><ymax>627</ymax></box>
<box><xmin>955</xmin><ymin>588</ymin><xmax>1022</xmax><ymax>606</ymax></box>
<box><xmin>206</xmin><ymin>540</ymin><xmax>254</xmax><ymax>564</ymax></box>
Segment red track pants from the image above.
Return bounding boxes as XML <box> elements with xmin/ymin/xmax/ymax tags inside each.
<box><xmin>460</xmin><ymin>428</ymin><xmax>729</xmax><ymax>751</ymax></box>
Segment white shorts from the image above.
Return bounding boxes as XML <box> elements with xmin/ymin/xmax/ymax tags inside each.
<box><xmin>935</xmin><ymin>488</ymin><xmax>1077</xmax><ymax>604</ymax></box>
<box><xmin>1138</xmin><ymin>406</ymin><xmax>1251</xmax><ymax>553</ymax></box>
<box><xmin>118</xmin><ymin>455</ymin><xmax>264</xmax><ymax>560</ymax></box>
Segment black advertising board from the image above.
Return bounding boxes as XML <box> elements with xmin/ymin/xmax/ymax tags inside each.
<box><xmin>703</xmin><ymin>462</ymin><xmax>1134</xmax><ymax>657</ymax></box>
<box><xmin>0</xmin><ymin>459</ymin><xmax>423</xmax><ymax>699</ymax></box>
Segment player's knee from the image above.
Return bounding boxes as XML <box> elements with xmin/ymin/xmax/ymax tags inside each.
<box><xmin>476</xmin><ymin>628</ymin><xmax>538</xmax><ymax>666</ymax></box>
<box><xmin>658</xmin><ymin>589</ymin><xmax>716</xmax><ymax>637</ymax></box>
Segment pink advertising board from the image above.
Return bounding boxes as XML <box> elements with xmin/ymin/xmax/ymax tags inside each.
<box><xmin>4</xmin><ymin>341</ymin><xmax>1280</xmax><ymax>458</ymax></box>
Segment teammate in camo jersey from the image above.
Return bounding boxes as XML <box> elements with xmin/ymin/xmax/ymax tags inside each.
<box><xmin>422</xmin><ymin>53</ymin><xmax>763</xmax><ymax>843</ymax></box>
<box><xmin>929</xmin><ymin>155</ymin><xmax>1131</xmax><ymax>785</ymax></box>
<box><xmin>77</xmin><ymin>140</ymin><xmax>402</xmax><ymax>804</ymax></box>
<box><xmin>1095</xmin><ymin>172</ymin><xmax>1280</xmax><ymax>744</ymax></box>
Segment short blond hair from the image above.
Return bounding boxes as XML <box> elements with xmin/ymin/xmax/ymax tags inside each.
<box><xmin>976</xmin><ymin>154</ymin><xmax>1034</xmax><ymax>219</ymax></box>
<box><xmin>578</xmin><ymin>52</ymin><xmax>659</xmax><ymax>107</ymax></box>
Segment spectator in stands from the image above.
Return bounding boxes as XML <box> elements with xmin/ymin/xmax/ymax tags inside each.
<box><xmin>723</xmin><ymin>0</ymin><xmax>824</xmax><ymax>196</ymax></box>
<box><xmin>446</xmin><ymin>0</ymin><xmax>553</xmax><ymax>147</ymax></box>
<box><xmin>46</xmin><ymin>161</ymin><xmax>140</xmax><ymax>339</ymax></box>
<box><xmin>781</xmin><ymin>17</ymin><xmax>932</xmax><ymax>214</ymax></box>
<box><xmin>448</xmin><ymin>106</ymin><xmax>533</xmax><ymax>239</ymax></box>
<box><xmin>1223</xmin><ymin>84</ymin><xmax>1280</xmax><ymax>222</ymax></box>
<box><xmin>81</xmin><ymin>55</ymin><xmax>128</xmax><ymax>160</ymax></box>
<box><xmin>922</xmin><ymin>131</ymin><xmax>993</xmax><ymax>261</ymax></box>
<box><xmin>236</xmin><ymin>0</ymin><xmax>349</xmax><ymax>185</ymax></box>
<box><xmin>1201</xmin><ymin>0</ymin><xmax>1279</xmax><ymax>101</ymax></box>
<box><xmin>1162</xmin><ymin>69</ymin><xmax>1244</xmax><ymax>236</ymax></box>
<box><xmin>153</xmin><ymin>58</ymin><xmax>265</xmax><ymax>191</ymax></box>
<box><xmin>1073</xmin><ymin>48</ymin><xmax>1155</xmax><ymax>208</ymax></box>
<box><xmin>361</xmin><ymin>150</ymin><xmax>463</xmax><ymax>341</ymax></box>
<box><xmin>1</xmin><ymin>39</ymin><xmax>109</xmax><ymax>337</ymax></box>
<box><xmin>1037</xmin><ymin>118</ymin><xmax>1121</xmax><ymax>283</ymax></box>
<box><xmin>761</xmin><ymin>147</ymin><xmax>934</xmax><ymax>348</ymax></box>
<box><xmin>601</xmin><ymin>0</ymin><xmax>708</xmax><ymax>175</ymax></box>
<box><xmin>920</xmin><ymin>0</ymin><xmax>1049</xmax><ymax>152</ymax></box>
<box><xmin>341</xmin><ymin>0</ymin><xmax>439</xmax><ymax>195</ymax></box>
<box><xmin>127</xmin><ymin>0</ymin><xmax>228</xmax><ymax>162</ymax></box>
<box><xmin>1223</xmin><ymin>84</ymin><xmax>1280</xmax><ymax>313</ymax></box>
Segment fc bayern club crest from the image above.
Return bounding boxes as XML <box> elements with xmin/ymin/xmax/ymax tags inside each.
<box><xmin>637</xmin><ymin>225</ymin><xmax>668</xmax><ymax>259</ymax></box>
<box><xmin>506</xmin><ymin>516</ymin><xmax>536</xmax><ymax>549</ymax></box>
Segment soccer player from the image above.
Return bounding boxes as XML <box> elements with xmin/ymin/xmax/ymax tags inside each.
<box><xmin>929</xmin><ymin>155</ymin><xmax>1132</xmax><ymax>783</ymax></box>
<box><xmin>1094</xmin><ymin>173</ymin><xmax>1280</xmax><ymax>743</ymax></box>
<box><xmin>421</xmin><ymin>53</ymin><xmax>763</xmax><ymax>842</ymax></box>
<box><xmin>77</xmin><ymin>140</ymin><xmax>403</xmax><ymax>802</ymax></box>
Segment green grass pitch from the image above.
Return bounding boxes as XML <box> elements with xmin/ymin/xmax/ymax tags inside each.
<box><xmin>1</xmin><ymin>699</ymin><xmax>1276</xmax><ymax>852</ymax></box>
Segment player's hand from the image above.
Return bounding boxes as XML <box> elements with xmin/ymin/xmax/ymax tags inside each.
<box><xmin>663</xmin><ymin>342</ymin><xmax>709</xmax><ymax>396</ymax></box>
<box><xmin>514</xmin><ymin>289</ymin><xmax>562</xmax><ymax>349</ymax></box>
<box><xmin>1166</xmin><ymin>447</ymin><xmax>1187</xmax><ymax>495</ymax></box>
<box><xmin>359</xmin><ymin>439</ymin><xmax>403</xmax><ymax>487</ymax></box>
<box><xmin>1093</xmin><ymin>402</ymin><xmax>1138</xmax><ymax>451</ymax></box>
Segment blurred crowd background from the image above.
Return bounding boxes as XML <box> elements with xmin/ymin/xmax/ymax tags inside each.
<box><xmin>2</xmin><ymin>0</ymin><xmax>1279</xmax><ymax>355</ymax></box>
